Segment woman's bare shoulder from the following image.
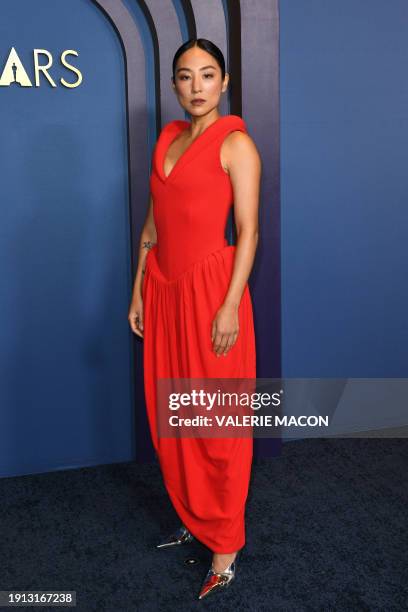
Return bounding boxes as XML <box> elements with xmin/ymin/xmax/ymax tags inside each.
<box><xmin>221</xmin><ymin>129</ymin><xmax>261</xmax><ymax>171</ymax></box>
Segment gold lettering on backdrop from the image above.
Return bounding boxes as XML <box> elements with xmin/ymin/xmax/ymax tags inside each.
<box><xmin>60</xmin><ymin>50</ymin><xmax>83</xmax><ymax>88</ymax></box>
<box><xmin>0</xmin><ymin>47</ymin><xmax>32</xmax><ymax>87</ymax></box>
<box><xmin>33</xmin><ymin>49</ymin><xmax>57</xmax><ymax>87</ymax></box>
<box><xmin>0</xmin><ymin>47</ymin><xmax>82</xmax><ymax>88</ymax></box>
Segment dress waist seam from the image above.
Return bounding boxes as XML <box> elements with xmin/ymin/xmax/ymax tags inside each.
<box><xmin>146</xmin><ymin>244</ymin><xmax>236</xmax><ymax>285</ymax></box>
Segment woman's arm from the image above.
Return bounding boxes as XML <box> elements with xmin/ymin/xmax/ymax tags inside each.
<box><xmin>211</xmin><ymin>131</ymin><xmax>261</xmax><ymax>355</ymax></box>
<box><xmin>128</xmin><ymin>192</ymin><xmax>157</xmax><ymax>337</ymax></box>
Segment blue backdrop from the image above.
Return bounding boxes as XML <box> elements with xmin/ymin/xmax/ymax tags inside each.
<box><xmin>1</xmin><ymin>0</ymin><xmax>407</xmax><ymax>478</ymax></box>
<box><xmin>0</xmin><ymin>0</ymin><xmax>135</xmax><ymax>477</ymax></box>
<box><xmin>280</xmin><ymin>0</ymin><xmax>408</xmax><ymax>377</ymax></box>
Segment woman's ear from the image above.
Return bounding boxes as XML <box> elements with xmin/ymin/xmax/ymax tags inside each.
<box><xmin>222</xmin><ymin>72</ymin><xmax>230</xmax><ymax>93</ymax></box>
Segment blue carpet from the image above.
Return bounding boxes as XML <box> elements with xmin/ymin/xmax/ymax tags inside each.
<box><xmin>1</xmin><ymin>438</ymin><xmax>407</xmax><ymax>610</ymax></box>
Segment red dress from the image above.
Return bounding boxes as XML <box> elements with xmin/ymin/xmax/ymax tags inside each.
<box><xmin>142</xmin><ymin>114</ymin><xmax>256</xmax><ymax>553</ymax></box>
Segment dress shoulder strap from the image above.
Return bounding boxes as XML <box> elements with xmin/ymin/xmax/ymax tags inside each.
<box><xmin>160</xmin><ymin>119</ymin><xmax>189</xmax><ymax>138</ymax></box>
<box><xmin>151</xmin><ymin>120</ymin><xmax>188</xmax><ymax>178</ymax></box>
<box><xmin>217</xmin><ymin>114</ymin><xmax>247</xmax><ymax>135</ymax></box>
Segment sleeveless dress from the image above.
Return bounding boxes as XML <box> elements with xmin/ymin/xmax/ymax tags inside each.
<box><xmin>142</xmin><ymin>114</ymin><xmax>256</xmax><ymax>553</ymax></box>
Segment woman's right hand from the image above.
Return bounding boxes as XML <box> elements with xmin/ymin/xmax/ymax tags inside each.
<box><xmin>128</xmin><ymin>295</ymin><xmax>144</xmax><ymax>338</ymax></box>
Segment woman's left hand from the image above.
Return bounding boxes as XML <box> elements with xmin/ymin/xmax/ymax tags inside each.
<box><xmin>211</xmin><ymin>303</ymin><xmax>239</xmax><ymax>356</ymax></box>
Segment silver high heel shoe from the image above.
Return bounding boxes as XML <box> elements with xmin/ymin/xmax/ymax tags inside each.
<box><xmin>197</xmin><ymin>550</ymin><xmax>240</xmax><ymax>600</ymax></box>
<box><xmin>156</xmin><ymin>524</ymin><xmax>194</xmax><ymax>549</ymax></box>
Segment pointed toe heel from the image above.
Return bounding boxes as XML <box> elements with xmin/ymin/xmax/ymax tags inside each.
<box><xmin>197</xmin><ymin>550</ymin><xmax>240</xmax><ymax>600</ymax></box>
<box><xmin>156</xmin><ymin>524</ymin><xmax>195</xmax><ymax>549</ymax></box>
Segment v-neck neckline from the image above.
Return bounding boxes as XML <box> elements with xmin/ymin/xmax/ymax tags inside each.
<box><xmin>160</xmin><ymin>115</ymin><xmax>226</xmax><ymax>183</ymax></box>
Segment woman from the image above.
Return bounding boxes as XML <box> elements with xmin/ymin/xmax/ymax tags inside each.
<box><xmin>128</xmin><ymin>38</ymin><xmax>261</xmax><ymax>600</ymax></box>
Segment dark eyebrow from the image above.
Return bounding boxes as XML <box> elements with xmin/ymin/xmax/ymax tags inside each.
<box><xmin>176</xmin><ymin>65</ymin><xmax>217</xmax><ymax>73</ymax></box>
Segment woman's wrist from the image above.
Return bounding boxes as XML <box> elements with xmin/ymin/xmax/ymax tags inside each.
<box><xmin>222</xmin><ymin>298</ymin><xmax>240</xmax><ymax>310</ymax></box>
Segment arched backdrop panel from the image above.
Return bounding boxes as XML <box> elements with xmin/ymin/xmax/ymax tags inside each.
<box><xmin>0</xmin><ymin>0</ymin><xmax>135</xmax><ymax>477</ymax></box>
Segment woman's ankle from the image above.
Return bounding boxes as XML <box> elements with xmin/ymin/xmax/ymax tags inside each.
<box><xmin>212</xmin><ymin>551</ymin><xmax>237</xmax><ymax>572</ymax></box>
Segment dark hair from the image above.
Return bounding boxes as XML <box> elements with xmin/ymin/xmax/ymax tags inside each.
<box><xmin>172</xmin><ymin>38</ymin><xmax>226</xmax><ymax>81</ymax></box>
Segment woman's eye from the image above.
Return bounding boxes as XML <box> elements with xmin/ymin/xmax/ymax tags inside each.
<box><xmin>179</xmin><ymin>74</ymin><xmax>214</xmax><ymax>80</ymax></box>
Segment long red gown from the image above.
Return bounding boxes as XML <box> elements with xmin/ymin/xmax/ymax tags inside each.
<box><xmin>142</xmin><ymin>114</ymin><xmax>256</xmax><ymax>553</ymax></box>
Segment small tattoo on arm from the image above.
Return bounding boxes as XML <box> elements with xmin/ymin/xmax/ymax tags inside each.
<box><xmin>142</xmin><ymin>241</ymin><xmax>156</xmax><ymax>276</ymax></box>
<box><xmin>143</xmin><ymin>241</ymin><xmax>156</xmax><ymax>251</ymax></box>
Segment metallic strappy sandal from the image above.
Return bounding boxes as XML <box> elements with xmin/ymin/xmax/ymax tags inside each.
<box><xmin>156</xmin><ymin>524</ymin><xmax>194</xmax><ymax>549</ymax></box>
<box><xmin>197</xmin><ymin>550</ymin><xmax>240</xmax><ymax>600</ymax></box>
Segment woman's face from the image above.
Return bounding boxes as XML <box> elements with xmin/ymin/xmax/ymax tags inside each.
<box><xmin>172</xmin><ymin>46</ymin><xmax>228</xmax><ymax>116</ymax></box>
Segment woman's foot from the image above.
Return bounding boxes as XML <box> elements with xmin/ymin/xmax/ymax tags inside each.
<box><xmin>198</xmin><ymin>550</ymin><xmax>240</xmax><ymax>600</ymax></box>
<box><xmin>211</xmin><ymin>551</ymin><xmax>237</xmax><ymax>573</ymax></box>
<box><xmin>156</xmin><ymin>524</ymin><xmax>194</xmax><ymax>548</ymax></box>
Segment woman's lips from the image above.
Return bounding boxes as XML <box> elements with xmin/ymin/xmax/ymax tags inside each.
<box><xmin>191</xmin><ymin>99</ymin><xmax>206</xmax><ymax>105</ymax></box>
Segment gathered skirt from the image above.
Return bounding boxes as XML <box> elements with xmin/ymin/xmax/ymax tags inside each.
<box><xmin>142</xmin><ymin>244</ymin><xmax>256</xmax><ymax>552</ymax></box>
